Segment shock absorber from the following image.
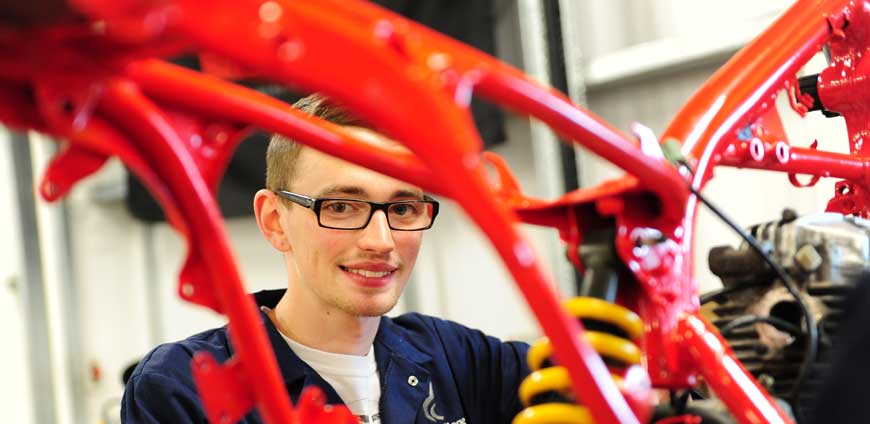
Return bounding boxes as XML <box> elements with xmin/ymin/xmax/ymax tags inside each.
<box><xmin>514</xmin><ymin>229</ymin><xmax>645</xmax><ymax>424</ymax></box>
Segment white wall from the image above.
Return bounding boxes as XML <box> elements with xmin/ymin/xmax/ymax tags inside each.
<box><xmin>575</xmin><ymin>0</ymin><xmax>793</xmax><ymax>59</ymax></box>
<box><xmin>0</xmin><ymin>131</ymin><xmax>34</xmax><ymax>424</ymax></box>
<box><xmin>63</xmin><ymin>158</ymin><xmax>152</xmax><ymax>424</ymax></box>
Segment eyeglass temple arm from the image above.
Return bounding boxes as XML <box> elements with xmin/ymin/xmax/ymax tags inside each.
<box><xmin>275</xmin><ymin>190</ymin><xmax>315</xmax><ymax>208</ymax></box>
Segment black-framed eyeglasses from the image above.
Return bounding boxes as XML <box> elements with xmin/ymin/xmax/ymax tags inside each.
<box><xmin>274</xmin><ymin>190</ymin><xmax>440</xmax><ymax>231</ymax></box>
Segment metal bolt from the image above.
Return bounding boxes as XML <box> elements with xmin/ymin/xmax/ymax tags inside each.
<box><xmin>794</xmin><ymin>244</ymin><xmax>823</xmax><ymax>273</ymax></box>
<box><xmin>758</xmin><ymin>374</ymin><xmax>775</xmax><ymax>390</ymax></box>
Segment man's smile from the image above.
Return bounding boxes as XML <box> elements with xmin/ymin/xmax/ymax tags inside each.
<box><xmin>339</xmin><ymin>262</ymin><xmax>399</xmax><ymax>287</ymax></box>
<box><xmin>343</xmin><ymin>268</ymin><xmax>392</xmax><ymax>278</ymax></box>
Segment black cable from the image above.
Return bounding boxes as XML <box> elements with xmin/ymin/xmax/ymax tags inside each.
<box><xmin>689</xmin><ymin>184</ymin><xmax>818</xmax><ymax>404</ymax></box>
<box><xmin>719</xmin><ymin>315</ymin><xmax>803</xmax><ymax>338</ymax></box>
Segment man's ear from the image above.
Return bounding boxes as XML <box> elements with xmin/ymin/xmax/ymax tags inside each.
<box><xmin>253</xmin><ymin>189</ymin><xmax>292</xmax><ymax>252</ymax></box>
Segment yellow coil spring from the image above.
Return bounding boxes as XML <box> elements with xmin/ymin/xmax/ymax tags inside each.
<box><xmin>513</xmin><ymin>297</ymin><xmax>644</xmax><ymax>424</ymax></box>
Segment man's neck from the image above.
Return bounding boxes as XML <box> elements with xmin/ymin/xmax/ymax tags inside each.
<box><xmin>268</xmin><ymin>289</ymin><xmax>380</xmax><ymax>356</ymax></box>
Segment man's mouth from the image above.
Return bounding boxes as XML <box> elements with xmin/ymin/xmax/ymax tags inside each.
<box><xmin>339</xmin><ymin>266</ymin><xmax>395</xmax><ymax>278</ymax></box>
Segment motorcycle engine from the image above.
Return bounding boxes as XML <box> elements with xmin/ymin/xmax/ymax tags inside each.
<box><xmin>708</xmin><ymin>211</ymin><xmax>870</xmax><ymax>411</ymax></box>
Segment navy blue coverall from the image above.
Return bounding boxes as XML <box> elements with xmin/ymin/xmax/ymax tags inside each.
<box><xmin>122</xmin><ymin>289</ymin><xmax>531</xmax><ymax>423</ymax></box>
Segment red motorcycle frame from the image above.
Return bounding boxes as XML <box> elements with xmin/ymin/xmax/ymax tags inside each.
<box><xmin>0</xmin><ymin>0</ymin><xmax>866</xmax><ymax>423</ymax></box>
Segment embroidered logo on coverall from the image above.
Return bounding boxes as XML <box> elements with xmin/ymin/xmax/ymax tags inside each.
<box><xmin>423</xmin><ymin>383</ymin><xmax>445</xmax><ymax>422</ymax></box>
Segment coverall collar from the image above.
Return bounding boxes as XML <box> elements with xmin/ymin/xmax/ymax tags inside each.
<box><xmin>239</xmin><ymin>289</ymin><xmax>435</xmax><ymax>420</ymax></box>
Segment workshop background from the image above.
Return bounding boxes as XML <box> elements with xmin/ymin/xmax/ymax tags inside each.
<box><xmin>0</xmin><ymin>1</ymin><xmax>844</xmax><ymax>423</ymax></box>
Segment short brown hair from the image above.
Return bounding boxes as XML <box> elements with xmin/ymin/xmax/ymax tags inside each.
<box><xmin>265</xmin><ymin>94</ymin><xmax>367</xmax><ymax>191</ymax></box>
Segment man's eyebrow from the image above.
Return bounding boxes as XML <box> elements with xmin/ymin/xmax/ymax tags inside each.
<box><xmin>315</xmin><ymin>185</ymin><xmax>367</xmax><ymax>198</ymax></box>
<box><xmin>314</xmin><ymin>185</ymin><xmax>423</xmax><ymax>200</ymax></box>
<box><xmin>392</xmin><ymin>189</ymin><xmax>424</xmax><ymax>200</ymax></box>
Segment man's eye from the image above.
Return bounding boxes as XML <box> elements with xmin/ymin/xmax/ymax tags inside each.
<box><xmin>325</xmin><ymin>202</ymin><xmax>354</xmax><ymax>213</ymax></box>
<box><xmin>391</xmin><ymin>203</ymin><xmax>422</xmax><ymax>217</ymax></box>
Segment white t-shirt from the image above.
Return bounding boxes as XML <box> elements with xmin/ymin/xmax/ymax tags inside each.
<box><xmin>264</xmin><ymin>309</ymin><xmax>381</xmax><ymax>423</ymax></box>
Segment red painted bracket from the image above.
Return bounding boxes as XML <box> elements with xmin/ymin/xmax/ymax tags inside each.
<box><xmin>481</xmin><ymin>151</ymin><xmax>546</xmax><ymax>209</ymax></box>
<box><xmin>784</xmin><ymin>77</ymin><xmax>814</xmax><ymax>117</ymax></box>
<box><xmin>40</xmin><ymin>145</ymin><xmax>109</xmax><ymax>201</ymax></box>
<box><xmin>826</xmin><ymin>179</ymin><xmax>870</xmax><ymax>217</ymax></box>
<box><xmin>191</xmin><ymin>352</ymin><xmax>355</xmax><ymax>424</ymax></box>
<box><xmin>292</xmin><ymin>387</ymin><xmax>358</xmax><ymax>424</ymax></box>
<box><xmin>192</xmin><ymin>354</ymin><xmax>256</xmax><ymax>424</ymax></box>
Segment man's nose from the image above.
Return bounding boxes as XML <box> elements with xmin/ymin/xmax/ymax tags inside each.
<box><xmin>358</xmin><ymin>210</ymin><xmax>396</xmax><ymax>253</ymax></box>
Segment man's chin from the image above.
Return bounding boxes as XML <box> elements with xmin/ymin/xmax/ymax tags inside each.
<box><xmin>345</xmin><ymin>297</ymin><xmax>400</xmax><ymax>317</ymax></box>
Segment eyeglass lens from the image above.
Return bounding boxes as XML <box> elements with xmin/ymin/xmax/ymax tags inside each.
<box><xmin>320</xmin><ymin>200</ymin><xmax>434</xmax><ymax>230</ymax></box>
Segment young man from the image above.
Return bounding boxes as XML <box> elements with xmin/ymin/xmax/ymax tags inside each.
<box><xmin>122</xmin><ymin>95</ymin><xmax>531</xmax><ymax>423</ymax></box>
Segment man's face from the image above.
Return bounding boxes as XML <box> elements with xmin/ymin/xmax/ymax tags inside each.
<box><xmin>279</xmin><ymin>129</ymin><xmax>424</xmax><ymax>317</ymax></box>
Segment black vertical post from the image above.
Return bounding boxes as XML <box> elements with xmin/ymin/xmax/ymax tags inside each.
<box><xmin>542</xmin><ymin>1</ymin><xmax>584</xmax><ymax>287</ymax></box>
<box><xmin>542</xmin><ymin>1</ymin><xmax>579</xmax><ymax>193</ymax></box>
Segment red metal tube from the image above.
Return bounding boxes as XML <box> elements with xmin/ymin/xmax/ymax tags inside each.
<box><xmin>663</xmin><ymin>0</ymin><xmax>848</xmax><ymax>188</ymax></box>
<box><xmin>475</xmin><ymin>72</ymin><xmax>688</xmax><ymax>224</ymax></box>
<box><xmin>124</xmin><ymin>59</ymin><xmax>445</xmax><ymax>196</ymax></box>
<box><xmin>719</xmin><ymin>143</ymin><xmax>870</xmax><ymax>182</ymax></box>
<box><xmin>98</xmin><ymin>80</ymin><xmax>295</xmax><ymax>423</ymax></box>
